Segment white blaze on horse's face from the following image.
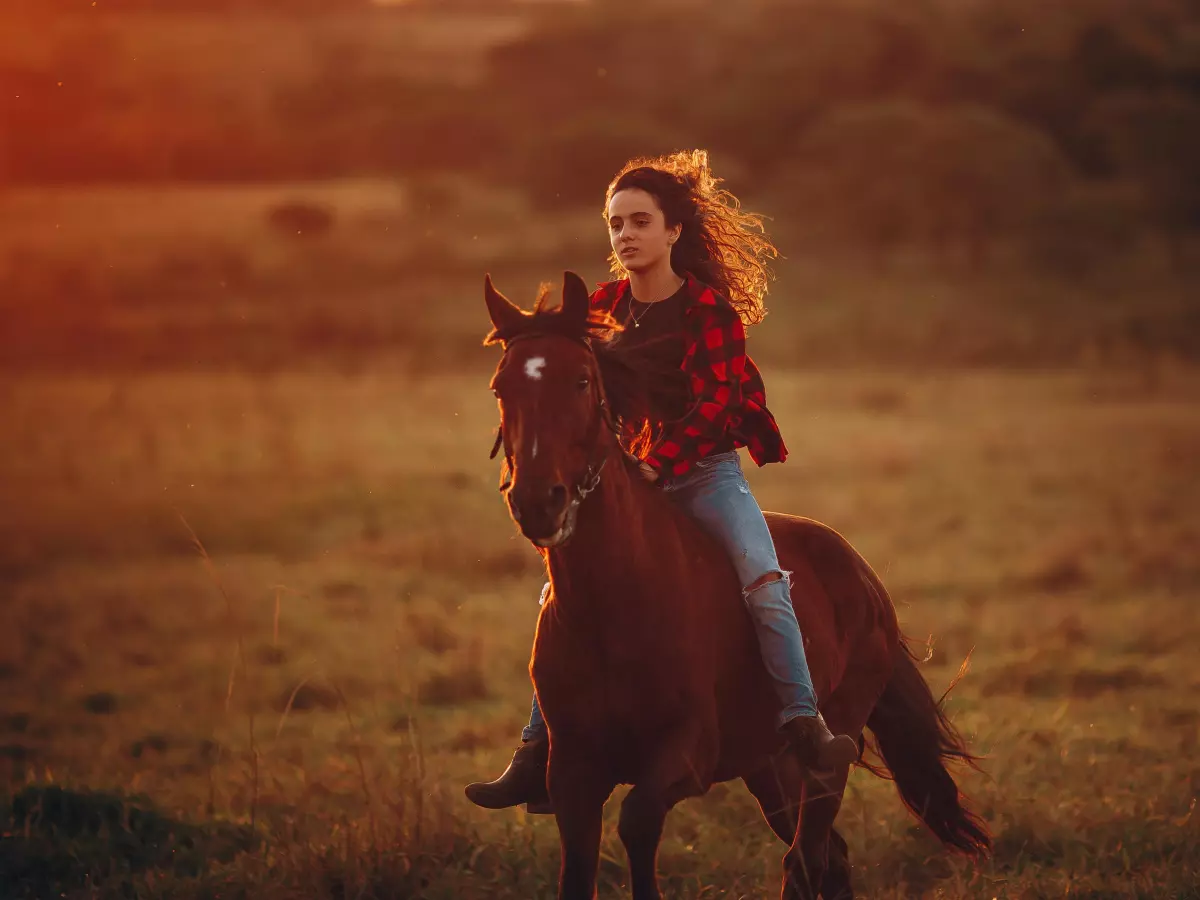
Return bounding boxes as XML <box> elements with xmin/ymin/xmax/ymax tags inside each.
<box><xmin>524</xmin><ymin>356</ymin><xmax>546</xmax><ymax>380</ymax></box>
<box><xmin>523</xmin><ymin>357</ymin><xmax>545</xmax><ymax>457</ymax></box>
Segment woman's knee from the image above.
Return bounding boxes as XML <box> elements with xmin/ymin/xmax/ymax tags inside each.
<box><xmin>742</xmin><ymin>569</ymin><xmax>793</xmax><ymax>609</ymax></box>
<box><xmin>745</xmin><ymin>570</ymin><xmax>787</xmax><ymax>592</ymax></box>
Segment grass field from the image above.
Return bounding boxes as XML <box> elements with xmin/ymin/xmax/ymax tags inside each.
<box><xmin>2</xmin><ymin>363</ymin><xmax>1198</xmax><ymax>898</ymax></box>
<box><xmin>3</xmin><ymin>180</ymin><xmax>1196</xmax><ymax>374</ymax></box>
<box><xmin>5</xmin><ymin>4</ymin><xmax>1198</xmax><ymax>892</ymax></box>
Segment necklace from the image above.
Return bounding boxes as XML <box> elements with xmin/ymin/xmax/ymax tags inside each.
<box><xmin>627</xmin><ymin>300</ymin><xmax>653</xmax><ymax>329</ymax></box>
<box><xmin>626</xmin><ymin>277</ymin><xmax>685</xmax><ymax>329</ymax></box>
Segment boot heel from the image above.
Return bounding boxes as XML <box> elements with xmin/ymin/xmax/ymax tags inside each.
<box><xmin>817</xmin><ymin>733</ymin><xmax>860</xmax><ymax>770</ymax></box>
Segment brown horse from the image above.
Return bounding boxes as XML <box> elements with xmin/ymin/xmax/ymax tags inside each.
<box><xmin>483</xmin><ymin>272</ymin><xmax>989</xmax><ymax>900</ymax></box>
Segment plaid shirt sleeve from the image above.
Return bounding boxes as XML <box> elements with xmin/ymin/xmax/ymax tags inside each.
<box><xmin>589</xmin><ymin>281</ymin><xmax>623</xmax><ymax>315</ymax></box>
<box><xmin>644</xmin><ymin>303</ymin><xmax>746</xmax><ymax>478</ymax></box>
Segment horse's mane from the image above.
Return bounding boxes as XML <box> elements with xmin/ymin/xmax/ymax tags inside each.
<box><xmin>484</xmin><ymin>284</ymin><xmax>691</xmax><ymax>456</ymax></box>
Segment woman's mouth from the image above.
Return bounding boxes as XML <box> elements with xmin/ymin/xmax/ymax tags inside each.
<box><xmin>620</xmin><ymin>246</ymin><xmax>639</xmax><ymax>258</ymax></box>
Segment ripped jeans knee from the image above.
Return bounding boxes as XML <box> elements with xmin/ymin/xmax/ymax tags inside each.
<box><xmin>742</xmin><ymin>569</ymin><xmax>794</xmax><ymax>608</ymax></box>
<box><xmin>737</xmin><ymin>568</ymin><xmax>818</xmax><ymax>721</ymax></box>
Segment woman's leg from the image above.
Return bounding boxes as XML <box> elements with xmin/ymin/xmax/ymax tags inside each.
<box><xmin>464</xmin><ymin>582</ymin><xmax>552</xmax><ymax>810</ymax></box>
<box><xmin>667</xmin><ymin>453</ymin><xmax>857</xmax><ymax>769</ymax></box>
<box><xmin>669</xmin><ymin>454</ymin><xmax>818</xmax><ymax>725</ymax></box>
<box><xmin>522</xmin><ymin>580</ymin><xmax>552</xmax><ymax>742</ymax></box>
<box><xmin>523</xmin><ymin>693</ymin><xmax>548</xmax><ymax>742</ymax></box>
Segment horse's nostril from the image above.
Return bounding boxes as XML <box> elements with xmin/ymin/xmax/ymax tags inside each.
<box><xmin>548</xmin><ymin>484</ymin><xmax>568</xmax><ymax>511</ymax></box>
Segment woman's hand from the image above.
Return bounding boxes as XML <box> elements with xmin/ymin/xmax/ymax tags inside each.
<box><xmin>625</xmin><ymin>452</ymin><xmax>660</xmax><ymax>483</ymax></box>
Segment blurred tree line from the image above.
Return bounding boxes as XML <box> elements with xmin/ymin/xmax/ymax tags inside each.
<box><xmin>2</xmin><ymin>0</ymin><xmax>1198</xmax><ymax>270</ymax></box>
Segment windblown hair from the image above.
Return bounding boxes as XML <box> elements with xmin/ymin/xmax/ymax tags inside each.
<box><xmin>606</xmin><ymin>149</ymin><xmax>778</xmax><ymax>326</ymax></box>
<box><xmin>484</xmin><ymin>284</ymin><xmax>690</xmax><ymax>456</ymax></box>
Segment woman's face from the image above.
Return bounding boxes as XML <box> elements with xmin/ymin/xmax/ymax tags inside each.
<box><xmin>606</xmin><ymin>187</ymin><xmax>681</xmax><ymax>275</ymax></box>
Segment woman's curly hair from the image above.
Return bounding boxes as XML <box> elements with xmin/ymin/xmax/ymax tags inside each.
<box><xmin>605</xmin><ymin>149</ymin><xmax>778</xmax><ymax>326</ymax></box>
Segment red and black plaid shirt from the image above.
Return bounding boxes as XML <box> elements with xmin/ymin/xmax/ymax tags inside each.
<box><xmin>590</xmin><ymin>274</ymin><xmax>788</xmax><ymax>478</ymax></box>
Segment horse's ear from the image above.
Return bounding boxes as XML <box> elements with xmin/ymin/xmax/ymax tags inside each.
<box><xmin>561</xmin><ymin>271</ymin><xmax>590</xmax><ymax>331</ymax></box>
<box><xmin>484</xmin><ymin>273</ymin><xmax>523</xmax><ymax>341</ymax></box>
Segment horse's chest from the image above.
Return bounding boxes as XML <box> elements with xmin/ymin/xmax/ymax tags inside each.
<box><xmin>534</xmin><ymin>640</ymin><xmax>693</xmax><ymax>730</ymax></box>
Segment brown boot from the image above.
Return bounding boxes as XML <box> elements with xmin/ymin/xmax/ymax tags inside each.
<box><xmin>464</xmin><ymin>738</ymin><xmax>552</xmax><ymax>813</ymax></box>
<box><xmin>782</xmin><ymin>713</ymin><xmax>859</xmax><ymax>772</ymax></box>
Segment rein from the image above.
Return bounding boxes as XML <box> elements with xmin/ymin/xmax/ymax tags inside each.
<box><xmin>490</xmin><ymin>332</ymin><xmax>621</xmax><ymax>508</ymax></box>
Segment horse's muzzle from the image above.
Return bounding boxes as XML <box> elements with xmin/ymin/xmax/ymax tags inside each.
<box><xmin>509</xmin><ymin>482</ymin><xmax>572</xmax><ymax>546</ymax></box>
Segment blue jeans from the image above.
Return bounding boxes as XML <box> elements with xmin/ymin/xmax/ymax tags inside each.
<box><xmin>523</xmin><ymin>450</ymin><xmax>819</xmax><ymax>741</ymax></box>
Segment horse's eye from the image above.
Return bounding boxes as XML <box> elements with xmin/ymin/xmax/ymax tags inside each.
<box><xmin>577</xmin><ymin>376</ymin><xmax>590</xmax><ymax>391</ymax></box>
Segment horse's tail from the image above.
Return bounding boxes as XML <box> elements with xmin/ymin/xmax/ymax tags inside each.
<box><xmin>864</xmin><ymin>638</ymin><xmax>991</xmax><ymax>856</ymax></box>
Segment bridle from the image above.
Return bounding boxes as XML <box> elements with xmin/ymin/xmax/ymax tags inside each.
<box><xmin>489</xmin><ymin>333</ymin><xmax>620</xmax><ymax>514</ymax></box>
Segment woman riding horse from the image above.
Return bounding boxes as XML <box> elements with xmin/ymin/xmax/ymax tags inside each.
<box><xmin>467</xmin><ymin>150</ymin><xmax>858</xmax><ymax>812</ymax></box>
<box><xmin>467</xmin><ymin>151</ymin><xmax>987</xmax><ymax>900</ymax></box>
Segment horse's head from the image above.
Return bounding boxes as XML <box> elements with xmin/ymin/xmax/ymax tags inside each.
<box><xmin>484</xmin><ymin>271</ymin><xmax>616</xmax><ymax>548</ymax></box>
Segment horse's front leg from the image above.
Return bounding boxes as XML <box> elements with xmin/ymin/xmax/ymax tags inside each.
<box><xmin>782</xmin><ymin>748</ymin><xmax>852</xmax><ymax>899</ymax></box>
<box><xmin>617</xmin><ymin>724</ymin><xmax>714</xmax><ymax>900</ymax></box>
<box><xmin>548</xmin><ymin>745</ymin><xmax>614</xmax><ymax>900</ymax></box>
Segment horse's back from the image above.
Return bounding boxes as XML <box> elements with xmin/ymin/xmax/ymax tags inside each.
<box><xmin>763</xmin><ymin>511</ymin><xmax>899</xmax><ymax>687</ymax></box>
<box><xmin>763</xmin><ymin>511</ymin><xmax>889</xmax><ymax>613</ymax></box>
<box><xmin>762</xmin><ymin>511</ymin><xmax>865</xmax><ymax>570</ymax></box>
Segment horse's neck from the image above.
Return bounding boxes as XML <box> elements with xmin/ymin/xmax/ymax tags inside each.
<box><xmin>545</xmin><ymin>455</ymin><xmax>658</xmax><ymax>623</ymax></box>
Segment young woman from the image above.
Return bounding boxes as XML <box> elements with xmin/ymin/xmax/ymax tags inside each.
<box><xmin>466</xmin><ymin>150</ymin><xmax>858</xmax><ymax>812</ymax></box>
